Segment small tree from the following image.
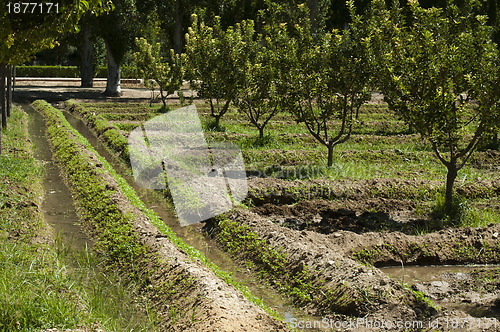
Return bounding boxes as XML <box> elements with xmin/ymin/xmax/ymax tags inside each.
<box><xmin>233</xmin><ymin>21</ymin><xmax>281</xmax><ymax>140</ymax></box>
<box><xmin>370</xmin><ymin>0</ymin><xmax>500</xmax><ymax>212</ymax></box>
<box><xmin>134</xmin><ymin>37</ymin><xmax>185</xmax><ymax>108</ymax></box>
<box><xmin>280</xmin><ymin>2</ymin><xmax>371</xmax><ymax>167</ymax></box>
<box><xmin>185</xmin><ymin>14</ymin><xmax>244</xmax><ymax>129</ymax></box>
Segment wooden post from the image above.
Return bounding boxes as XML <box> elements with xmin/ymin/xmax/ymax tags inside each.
<box><xmin>12</xmin><ymin>65</ymin><xmax>15</xmax><ymax>92</ymax></box>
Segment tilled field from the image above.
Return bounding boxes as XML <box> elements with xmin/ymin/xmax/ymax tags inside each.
<box><xmin>62</xmin><ymin>97</ymin><xmax>500</xmax><ymax>331</ymax></box>
<box><xmin>33</xmin><ymin>100</ymin><xmax>289</xmax><ymax>331</ymax></box>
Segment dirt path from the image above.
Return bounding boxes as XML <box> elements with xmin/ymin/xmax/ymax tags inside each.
<box><xmin>13</xmin><ymin>79</ymin><xmax>194</xmax><ymax>103</ymax></box>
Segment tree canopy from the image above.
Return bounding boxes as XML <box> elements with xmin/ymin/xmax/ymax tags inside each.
<box><xmin>370</xmin><ymin>0</ymin><xmax>500</xmax><ymax>211</ymax></box>
<box><xmin>0</xmin><ymin>0</ymin><xmax>113</xmax><ymax>64</ymax></box>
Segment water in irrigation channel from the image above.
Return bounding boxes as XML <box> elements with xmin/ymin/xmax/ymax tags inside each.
<box><xmin>24</xmin><ymin>104</ymin><xmax>92</xmax><ymax>250</ymax></box>
<box><xmin>381</xmin><ymin>264</ymin><xmax>500</xmax><ymax>285</ymax></box>
<box><xmin>60</xmin><ymin>110</ymin><xmax>322</xmax><ymax>328</ymax></box>
<box><xmin>381</xmin><ymin>264</ymin><xmax>500</xmax><ymax>320</ymax></box>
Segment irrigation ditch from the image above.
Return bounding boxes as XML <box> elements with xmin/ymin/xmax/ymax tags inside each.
<box><xmin>59</xmin><ymin>102</ymin><xmax>320</xmax><ymax>324</ymax></box>
<box><xmin>24</xmin><ymin>104</ymin><xmax>91</xmax><ymax>250</ymax></box>
<box><xmin>29</xmin><ymin>100</ymin><xmax>294</xmax><ymax>331</ymax></box>
<box><xmin>22</xmin><ymin>97</ymin><xmax>500</xmax><ymax>331</ymax></box>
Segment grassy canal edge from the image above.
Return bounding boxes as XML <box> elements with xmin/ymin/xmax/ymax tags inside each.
<box><xmin>31</xmin><ymin>100</ymin><xmax>289</xmax><ymax>331</ymax></box>
<box><xmin>0</xmin><ymin>105</ymin><xmax>160</xmax><ymax>331</ymax></box>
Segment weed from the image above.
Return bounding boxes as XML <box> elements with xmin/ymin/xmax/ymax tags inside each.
<box><xmin>431</xmin><ymin>192</ymin><xmax>500</xmax><ymax>228</ymax></box>
<box><xmin>404</xmin><ymin>284</ymin><xmax>441</xmax><ymax>311</ymax></box>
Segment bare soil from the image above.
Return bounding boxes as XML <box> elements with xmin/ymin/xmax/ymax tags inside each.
<box><xmin>219</xmin><ymin>177</ymin><xmax>500</xmax><ymax>330</ymax></box>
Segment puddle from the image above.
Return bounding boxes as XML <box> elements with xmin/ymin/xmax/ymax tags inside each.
<box><xmin>23</xmin><ymin>104</ymin><xmax>91</xmax><ymax>250</ymax></box>
<box><xmin>61</xmin><ymin>110</ymin><xmax>324</xmax><ymax>329</ymax></box>
<box><xmin>380</xmin><ymin>264</ymin><xmax>500</xmax><ymax>285</ymax></box>
<box><xmin>381</xmin><ymin>264</ymin><xmax>500</xmax><ymax>321</ymax></box>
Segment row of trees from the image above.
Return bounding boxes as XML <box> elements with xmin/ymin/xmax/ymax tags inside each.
<box><xmin>75</xmin><ymin>0</ymin><xmax>336</xmax><ymax>96</ymax></box>
<box><xmin>2</xmin><ymin>0</ymin><xmax>499</xmax><ymax>212</ymax></box>
<box><xmin>16</xmin><ymin>0</ymin><xmax>499</xmax><ymax>97</ymax></box>
<box><xmin>134</xmin><ymin>0</ymin><xmax>500</xmax><ymax>212</ymax></box>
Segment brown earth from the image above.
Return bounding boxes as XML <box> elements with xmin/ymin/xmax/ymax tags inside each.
<box><xmin>213</xmin><ymin>176</ymin><xmax>500</xmax><ymax>330</ymax></box>
<box><xmin>223</xmin><ymin>206</ymin><xmax>500</xmax><ymax>331</ymax></box>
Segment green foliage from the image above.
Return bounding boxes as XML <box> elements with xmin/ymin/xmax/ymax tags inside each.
<box><xmin>370</xmin><ymin>0</ymin><xmax>500</xmax><ymax>210</ymax></box>
<box><xmin>277</xmin><ymin>1</ymin><xmax>371</xmax><ymax>166</ymax></box>
<box><xmin>1</xmin><ymin>0</ymin><xmax>113</xmax><ymax>64</ymax></box>
<box><xmin>16</xmin><ymin>65</ymin><xmax>79</xmax><ymax>78</ymax></box>
<box><xmin>15</xmin><ymin>65</ymin><xmax>136</xmax><ymax>78</ymax></box>
<box><xmin>186</xmin><ymin>14</ymin><xmax>245</xmax><ymax>128</ymax></box>
<box><xmin>133</xmin><ymin>37</ymin><xmax>185</xmax><ymax>107</ymax></box>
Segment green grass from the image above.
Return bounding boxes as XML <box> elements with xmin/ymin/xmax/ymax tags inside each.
<box><xmin>0</xmin><ymin>106</ymin><xmax>157</xmax><ymax>331</ymax></box>
<box><xmin>0</xmin><ymin>107</ymin><xmax>82</xmax><ymax>331</ymax></box>
<box><xmin>68</xmin><ymin>102</ymin><xmax>493</xmax><ymax>181</ymax></box>
<box><xmin>431</xmin><ymin>192</ymin><xmax>500</xmax><ymax>228</ymax></box>
<box><xmin>0</xmin><ymin>239</ymin><xmax>82</xmax><ymax>331</ymax></box>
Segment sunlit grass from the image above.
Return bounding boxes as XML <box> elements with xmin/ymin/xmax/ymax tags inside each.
<box><xmin>0</xmin><ymin>106</ymin><xmax>157</xmax><ymax>331</ymax></box>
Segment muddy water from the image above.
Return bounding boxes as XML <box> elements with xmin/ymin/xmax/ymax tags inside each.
<box><xmin>381</xmin><ymin>264</ymin><xmax>500</xmax><ymax>285</ymax></box>
<box><xmin>381</xmin><ymin>265</ymin><xmax>500</xmax><ymax>320</ymax></box>
<box><xmin>24</xmin><ymin>105</ymin><xmax>91</xmax><ymax>250</ymax></box>
<box><xmin>61</xmin><ymin>110</ymin><xmax>321</xmax><ymax>328</ymax></box>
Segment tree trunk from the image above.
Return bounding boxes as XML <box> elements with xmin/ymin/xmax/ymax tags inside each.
<box><xmin>258</xmin><ymin>126</ymin><xmax>264</xmax><ymax>139</ymax></box>
<box><xmin>104</xmin><ymin>40</ymin><xmax>122</xmax><ymax>96</ymax></box>
<box><xmin>80</xmin><ymin>24</ymin><xmax>94</xmax><ymax>88</ymax></box>
<box><xmin>327</xmin><ymin>144</ymin><xmax>334</xmax><ymax>167</ymax></box>
<box><xmin>308</xmin><ymin>0</ymin><xmax>320</xmax><ymax>33</ymax></box>
<box><xmin>445</xmin><ymin>162</ymin><xmax>458</xmax><ymax>213</ymax></box>
<box><xmin>0</xmin><ymin>64</ymin><xmax>6</xmax><ymax>131</ymax></box>
<box><xmin>173</xmin><ymin>0</ymin><xmax>183</xmax><ymax>54</ymax></box>
<box><xmin>6</xmin><ymin>65</ymin><xmax>12</xmax><ymax>118</ymax></box>
<box><xmin>214</xmin><ymin>114</ymin><xmax>221</xmax><ymax>129</ymax></box>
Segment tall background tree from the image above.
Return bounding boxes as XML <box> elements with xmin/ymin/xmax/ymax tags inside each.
<box><xmin>96</xmin><ymin>0</ymin><xmax>143</xmax><ymax>96</ymax></box>
<box><xmin>0</xmin><ymin>0</ymin><xmax>112</xmax><ymax>153</ymax></box>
